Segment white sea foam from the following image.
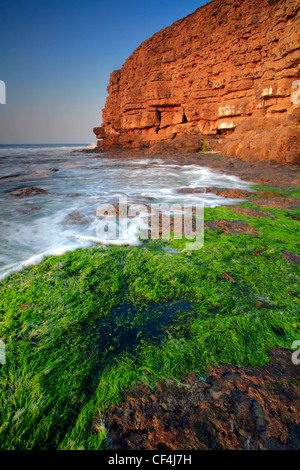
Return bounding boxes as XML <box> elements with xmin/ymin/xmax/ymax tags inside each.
<box><xmin>0</xmin><ymin>145</ymin><xmax>254</xmax><ymax>280</ymax></box>
<box><xmin>0</xmin><ymin>242</ymin><xmax>91</xmax><ymax>281</ymax></box>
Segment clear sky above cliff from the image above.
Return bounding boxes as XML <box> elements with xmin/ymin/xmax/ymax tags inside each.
<box><xmin>0</xmin><ymin>0</ymin><xmax>207</xmax><ymax>144</ymax></box>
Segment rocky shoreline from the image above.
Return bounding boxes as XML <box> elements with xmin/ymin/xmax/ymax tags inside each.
<box><xmin>0</xmin><ymin>148</ymin><xmax>299</xmax><ymax>450</ymax></box>
<box><xmin>83</xmin><ymin>148</ymin><xmax>300</xmax><ymax>188</ymax></box>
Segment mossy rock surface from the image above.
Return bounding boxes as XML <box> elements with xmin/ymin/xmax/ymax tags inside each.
<box><xmin>0</xmin><ymin>194</ymin><xmax>299</xmax><ymax>449</ymax></box>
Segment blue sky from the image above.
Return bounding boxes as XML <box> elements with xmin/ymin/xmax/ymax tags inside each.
<box><xmin>0</xmin><ymin>0</ymin><xmax>207</xmax><ymax>144</ymax></box>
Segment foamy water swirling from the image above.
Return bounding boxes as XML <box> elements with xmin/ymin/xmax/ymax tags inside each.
<box><xmin>0</xmin><ymin>144</ymin><xmax>254</xmax><ymax>280</ymax></box>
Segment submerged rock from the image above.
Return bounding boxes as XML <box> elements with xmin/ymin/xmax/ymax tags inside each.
<box><xmin>62</xmin><ymin>210</ymin><xmax>92</xmax><ymax>226</ymax></box>
<box><xmin>9</xmin><ymin>187</ymin><xmax>49</xmax><ymax>198</ymax></box>
<box><xmin>16</xmin><ymin>206</ymin><xmax>43</xmax><ymax>216</ymax></box>
<box><xmin>254</xmin><ymin>197</ymin><xmax>300</xmax><ymax>210</ymax></box>
<box><xmin>177</xmin><ymin>187</ymin><xmax>253</xmax><ymax>198</ymax></box>
<box><xmin>229</xmin><ymin>207</ymin><xmax>273</xmax><ymax>218</ymax></box>
<box><xmin>205</xmin><ymin>219</ymin><xmax>259</xmax><ymax>237</ymax></box>
<box><xmin>282</xmin><ymin>251</ymin><xmax>300</xmax><ymax>265</ymax></box>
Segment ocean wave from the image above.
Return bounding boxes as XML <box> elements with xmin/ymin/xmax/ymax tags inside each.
<box><xmin>0</xmin><ymin>145</ymin><xmax>254</xmax><ymax>281</ymax></box>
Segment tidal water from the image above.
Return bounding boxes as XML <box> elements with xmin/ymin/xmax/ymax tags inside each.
<box><xmin>0</xmin><ymin>144</ymin><xmax>254</xmax><ymax>280</ymax></box>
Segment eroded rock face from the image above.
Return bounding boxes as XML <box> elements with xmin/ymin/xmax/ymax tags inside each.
<box><xmin>94</xmin><ymin>0</ymin><xmax>300</xmax><ymax>164</ymax></box>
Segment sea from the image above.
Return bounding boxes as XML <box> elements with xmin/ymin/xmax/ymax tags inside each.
<box><xmin>0</xmin><ymin>143</ymin><xmax>254</xmax><ymax>280</ymax></box>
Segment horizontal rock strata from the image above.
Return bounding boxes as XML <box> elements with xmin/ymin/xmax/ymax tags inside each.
<box><xmin>94</xmin><ymin>0</ymin><xmax>300</xmax><ymax>164</ymax></box>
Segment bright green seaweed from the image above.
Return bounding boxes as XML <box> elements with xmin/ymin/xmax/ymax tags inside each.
<box><xmin>0</xmin><ymin>197</ymin><xmax>299</xmax><ymax>449</ymax></box>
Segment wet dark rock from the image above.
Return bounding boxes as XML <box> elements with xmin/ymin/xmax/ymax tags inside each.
<box><xmin>206</xmin><ymin>188</ymin><xmax>254</xmax><ymax>199</ymax></box>
<box><xmin>18</xmin><ymin>303</ymin><xmax>39</xmax><ymax>311</ymax></box>
<box><xmin>62</xmin><ymin>211</ymin><xmax>91</xmax><ymax>226</ymax></box>
<box><xmin>101</xmin><ymin>348</ymin><xmax>300</xmax><ymax>450</ymax></box>
<box><xmin>177</xmin><ymin>187</ymin><xmax>253</xmax><ymax>199</ymax></box>
<box><xmin>256</xmin><ymin>191</ymin><xmax>285</xmax><ymax>199</ymax></box>
<box><xmin>282</xmin><ymin>251</ymin><xmax>300</xmax><ymax>265</ymax></box>
<box><xmin>0</xmin><ymin>173</ymin><xmax>22</xmax><ymax>180</ymax></box>
<box><xmin>254</xmin><ymin>198</ymin><xmax>300</xmax><ymax>210</ymax></box>
<box><xmin>205</xmin><ymin>219</ymin><xmax>259</xmax><ymax>237</ymax></box>
<box><xmin>17</xmin><ymin>206</ymin><xmax>43</xmax><ymax>216</ymax></box>
<box><xmin>80</xmin><ymin>149</ymin><xmax>300</xmax><ymax>188</ymax></box>
<box><xmin>9</xmin><ymin>187</ymin><xmax>49</xmax><ymax>198</ymax></box>
<box><xmin>222</xmin><ymin>272</ymin><xmax>237</xmax><ymax>284</ymax></box>
<box><xmin>229</xmin><ymin>208</ymin><xmax>273</xmax><ymax>218</ymax></box>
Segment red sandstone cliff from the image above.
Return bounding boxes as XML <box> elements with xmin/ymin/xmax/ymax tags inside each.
<box><xmin>94</xmin><ymin>0</ymin><xmax>300</xmax><ymax>164</ymax></box>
